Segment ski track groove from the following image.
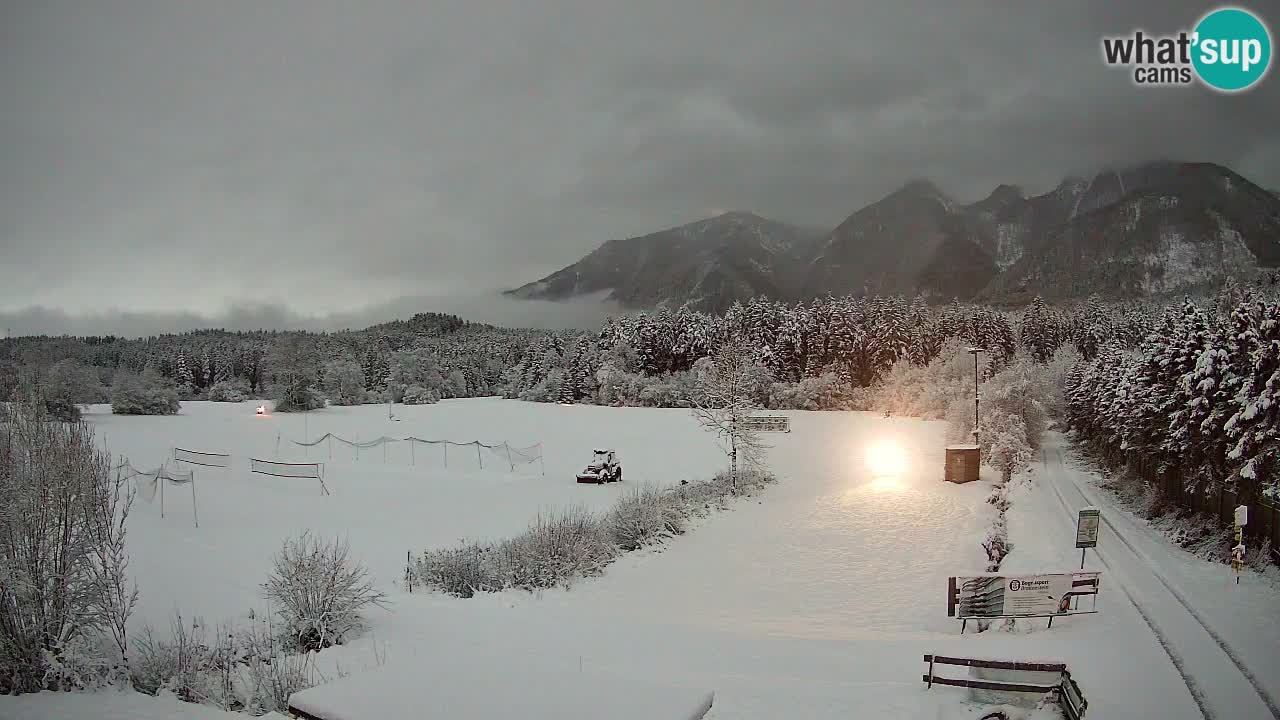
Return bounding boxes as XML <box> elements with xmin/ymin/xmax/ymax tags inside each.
<box><xmin>1044</xmin><ymin>466</ymin><xmax>1214</xmax><ymax>720</ymax></box>
<box><xmin>1049</xmin><ymin>448</ymin><xmax>1280</xmax><ymax>720</ymax></box>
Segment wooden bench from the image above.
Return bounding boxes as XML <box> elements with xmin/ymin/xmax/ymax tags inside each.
<box><xmin>923</xmin><ymin>655</ymin><xmax>1087</xmax><ymax>719</ymax></box>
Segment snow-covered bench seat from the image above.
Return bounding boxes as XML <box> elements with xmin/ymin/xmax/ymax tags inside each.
<box><xmin>923</xmin><ymin>654</ymin><xmax>1087</xmax><ymax>719</ymax></box>
<box><xmin>287</xmin><ymin>658</ymin><xmax>714</xmax><ymax>720</ymax></box>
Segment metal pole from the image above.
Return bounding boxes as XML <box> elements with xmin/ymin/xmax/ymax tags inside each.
<box><xmin>972</xmin><ymin>352</ymin><xmax>980</xmax><ymax>443</ymax></box>
<box><xmin>410</xmin><ymin>440</ymin><xmax>415</xmax><ymax>465</ymax></box>
<box><xmin>476</xmin><ymin>442</ymin><xmax>483</xmax><ymax>469</ymax></box>
<box><xmin>160</xmin><ymin>471</ymin><xmax>165</xmax><ymax>519</ymax></box>
<box><xmin>444</xmin><ymin>442</ymin><xmax>448</xmax><ymax>468</ymax></box>
<box><xmin>505</xmin><ymin>443</ymin><xmax>514</xmax><ymax>472</ymax></box>
<box><xmin>191</xmin><ymin>477</ymin><xmax>199</xmax><ymax>529</ymax></box>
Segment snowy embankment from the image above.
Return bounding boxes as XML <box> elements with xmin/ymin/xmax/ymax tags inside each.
<box><xmin>999</xmin><ymin>433</ymin><xmax>1280</xmax><ymax>720</ymax></box>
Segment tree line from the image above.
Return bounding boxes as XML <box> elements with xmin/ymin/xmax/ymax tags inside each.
<box><xmin>1066</xmin><ymin>289</ymin><xmax>1280</xmax><ymax>504</ymax></box>
<box><xmin>4</xmin><ymin>297</ymin><xmax>1160</xmax><ymax>416</ymax></box>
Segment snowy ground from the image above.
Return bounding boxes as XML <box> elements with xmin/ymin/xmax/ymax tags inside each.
<box><xmin>3</xmin><ymin>402</ymin><xmax>1277</xmax><ymax>718</ymax></box>
<box><xmin>1001</xmin><ymin>435</ymin><xmax>1280</xmax><ymax>720</ymax></box>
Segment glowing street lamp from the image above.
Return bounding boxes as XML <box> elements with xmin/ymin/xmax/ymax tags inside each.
<box><xmin>866</xmin><ymin>440</ymin><xmax>907</xmax><ymax>476</ymax></box>
<box><xmin>967</xmin><ymin>347</ymin><xmax>984</xmax><ymax>444</ymax></box>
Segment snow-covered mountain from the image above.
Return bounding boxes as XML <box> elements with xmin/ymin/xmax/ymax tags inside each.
<box><xmin>984</xmin><ymin>163</ymin><xmax>1280</xmax><ymax>301</ymax></box>
<box><xmin>509</xmin><ymin>162</ymin><xmax>1280</xmax><ymax>308</ymax></box>
<box><xmin>505</xmin><ymin>212</ymin><xmax>822</xmax><ymax>313</ymax></box>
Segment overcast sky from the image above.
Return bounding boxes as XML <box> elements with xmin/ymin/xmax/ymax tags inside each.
<box><xmin>2</xmin><ymin>1</ymin><xmax>1276</xmax><ymax>335</ymax></box>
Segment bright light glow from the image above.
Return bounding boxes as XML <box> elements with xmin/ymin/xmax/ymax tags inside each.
<box><xmin>255</xmin><ymin>405</ymin><xmax>267</xmax><ymax>416</ymax></box>
<box><xmin>867</xmin><ymin>476</ymin><xmax>903</xmax><ymax>492</ymax></box>
<box><xmin>865</xmin><ymin>441</ymin><xmax>907</xmax><ymax>476</ymax></box>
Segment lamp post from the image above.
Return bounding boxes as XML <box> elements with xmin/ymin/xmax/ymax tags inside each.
<box><xmin>967</xmin><ymin>347</ymin><xmax>984</xmax><ymax>444</ymax></box>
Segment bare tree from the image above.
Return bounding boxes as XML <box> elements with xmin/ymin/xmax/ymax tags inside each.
<box><xmin>262</xmin><ymin>532</ymin><xmax>388</xmax><ymax>651</ymax></box>
<box><xmin>0</xmin><ymin>396</ymin><xmax>137</xmax><ymax>692</ymax></box>
<box><xmin>688</xmin><ymin>340</ymin><xmax>771</xmax><ymax>491</ymax></box>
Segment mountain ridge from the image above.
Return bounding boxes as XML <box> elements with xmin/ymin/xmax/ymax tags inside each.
<box><xmin>510</xmin><ymin>161</ymin><xmax>1280</xmax><ymax>310</ymax></box>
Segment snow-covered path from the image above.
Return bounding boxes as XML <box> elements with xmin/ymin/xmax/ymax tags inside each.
<box><xmin>1004</xmin><ymin>433</ymin><xmax>1280</xmax><ymax>720</ymax></box>
<box><xmin>308</xmin><ymin>410</ymin><xmax>1003</xmax><ymax>718</ymax></box>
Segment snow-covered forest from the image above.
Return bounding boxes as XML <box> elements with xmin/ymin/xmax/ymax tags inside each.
<box><xmin>8</xmin><ymin>288</ymin><xmax>1280</xmax><ymax>506</ymax></box>
<box><xmin>1067</xmin><ymin>290</ymin><xmax>1280</xmax><ymax>503</ymax></box>
<box><xmin>2</xmin><ymin>296</ymin><xmax>1144</xmax><ymax>409</ymax></box>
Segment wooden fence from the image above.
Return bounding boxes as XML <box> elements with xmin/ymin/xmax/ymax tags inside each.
<box><xmin>1145</xmin><ymin>464</ymin><xmax>1280</xmax><ymax>560</ymax></box>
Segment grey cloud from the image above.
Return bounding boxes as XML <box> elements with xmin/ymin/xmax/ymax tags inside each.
<box><xmin>0</xmin><ymin>291</ymin><xmax>619</xmax><ymax>338</ymax></box>
<box><xmin>2</xmin><ymin>1</ymin><xmax>1276</xmax><ymax>330</ymax></box>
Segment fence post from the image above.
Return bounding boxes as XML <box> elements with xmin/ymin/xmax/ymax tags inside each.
<box><xmin>476</xmin><ymin>442</ymin><xmax>483</xmax><ymax>469</ymax></box>
<box><xmin>505</xmin><ymin>443</ymin><xmax>514</xmax><ymax>472</ymax></box>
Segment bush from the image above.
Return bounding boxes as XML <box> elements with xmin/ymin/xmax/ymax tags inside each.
<box><xmin>262</xmin><ymin>533</ymin><xmax>387</xmax><ymax>651</ymax></box>
<box><xmin>401</xmin><ymin>385</ymin><xmax>440</xmax><ymax>405</ymax></box>
<box><xmin>492</xmin><ymin>508</ymin><xmax>616</xmax><ymax>591</ymax></box>
<box><xmin>607</xmin><ymin>486</ymin><xmax>687</xmax><ymax>550</ymax></box>
<box><xmin>321</xmin><ymin>360</ymin><xmax>366</xmax><ymax>406</ymax></box>
<box><xmin>130</xmin><ymin>615</ymin><xmax>220</xmax><ymax>703</ymax></box>
<box><xmin>206</xmin><ymin>379</ymin><xmax>251</xmax><ymax>403</ymax></box>
<box><xmin>413</xmin><ymin>470</ymin><xmax>776</xmax><ymax>598</ymax></box>
<box><xmin>871</xmin><ymin>339</ymin><xmax>975</xmax><ymax>419</ymax></box>
<box><xmin>0</xmin><ymin>398</ymin><xmax>136</xmax><ymax>692</ymax></box>
<box><xmin>111</xmin><ymin>370</ymin><xmax>180</xmax><ymax>415</ymax></box>
<box><xmin>33</xmin><ymin>359</ymin><xmax>106</xmax><ymax>421</ymax></box>
<box><xmin>129</xmin><ymin>613</ymin><xmax>326</xmax><ymax>713</ymax></box>
<box><xmin>273</xmin><ymin>384</ymin><xmax>324</xmax><ymax>413</ymax></box>
<box><xmin>767</xmin><ymin>373</ymin><xmax>852</xmax><ymax>410</ymax></box>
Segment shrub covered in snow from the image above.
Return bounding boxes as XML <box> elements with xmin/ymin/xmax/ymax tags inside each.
<box><xmin>111</xmin><ymin>369</ymin><xmax>180</xmax><ymax>415</ymax></box>
<box><xmin>129</xmin><ymin>612</ymin><xmax>325</xmax><ymax>714</ymax></box>
<box><xmin>261</xmin><ymin>532</ymin><xmax>388</xmax><ymax>651</ymax></box>
<box><xmin>0</xmin><ymin>398</ymin><xmax>137</xmax><ymax>692</ymax></box>
<box><xmin>767</xmin><ymin>373</ymin><xmax>853</xmax><ymax>410</ymax></box>
<box><xmin>272</xmin><ymin>384</ymin><xmax>324</xmax><ymax>413</ymax></box>
<box><xmin>25</xmin><ymin>358</ymin><xmax>107</xmax><ymax>421</ymax></box>
<box><xmin>401</xmin><ymin>384</ymin><xmax>440</xmax><ymax>405</ymax></box>
<box><xmin>872</xmin><ymin>338</ymin><xmax>976</xmax><ymax>419</ymax></box>
<box><xmin>413</xmin><ymin>469</ymin><xmax>775</xmax><ymax>598</ymax></box>
<box><xmin>415</xmin><ymin>507</ymin><xmax>615</xmax><ymax>597</ymax></box>
<box><xmin>321</xmin><ymin>360</ymin><xmax>366</xmax><ymax>406</ymax></box>
<box><xmin>129</xmin><ymin>615</ymin><xmax>220</xmax><ymax>703</ymax></box>
<box><xmin>206</xmin><ymin>378</ymin><xmax>251</xmax><ymax>402</ymax></box>
<box><xmin>607</xmin><ymin>486</ymin><xmax>687</xmax><ymax>551</ymax></box>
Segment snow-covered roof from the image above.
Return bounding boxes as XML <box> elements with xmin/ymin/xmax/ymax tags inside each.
<box><xmin>946</xmin><ymin>444</ymin><xmax>980</xmax><ymax>450</ymax></box>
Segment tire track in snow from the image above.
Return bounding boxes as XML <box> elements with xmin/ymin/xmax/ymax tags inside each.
<box><xmin>1050</xmin><ymin>449</ymin><xmax>1280</xmax><ymax>719</ymax></box>
<box><xmin>1044</xmin><ymin>469</ymin><xmax>1214</xmax><ymax>720</ymax></box>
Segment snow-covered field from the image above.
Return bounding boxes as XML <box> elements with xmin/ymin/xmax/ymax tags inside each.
<box><xmin>4</xmin><ymin>401</ymin><xmax>1277</xmax><ymax>718</ymax></box>
<box><xmin>83</xmin><ymin>398</ymin><xmax>729</xmax><ymax>626</ymax></box>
